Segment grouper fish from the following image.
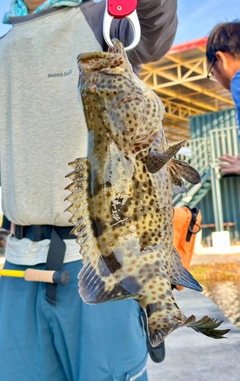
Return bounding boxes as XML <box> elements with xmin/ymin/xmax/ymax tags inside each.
<box><xmin>65</xmin><ymin>39</ymin><xmax>229</xmax><ymax>347</ymax></box>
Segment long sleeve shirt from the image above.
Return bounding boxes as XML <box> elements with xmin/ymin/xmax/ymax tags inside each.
<box><xmin>230</xmin><ymin>70</ymin><xmax>240</xmax><ymax>140</ymax></box>
<box><xmin>0</xmin><ymin>0</ymin><xmax>177</xmax><ymax>265</ymax></box>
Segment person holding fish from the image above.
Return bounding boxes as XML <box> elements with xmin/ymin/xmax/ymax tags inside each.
<box><xmin>206</xmin><ymin>21</ymin><xmax>240</xmax><ymax>175</ymax></box>
<box><xmin>0</xmin><ymin>1</ymin><xmax>179</xmax><ymax>380</ymax></box>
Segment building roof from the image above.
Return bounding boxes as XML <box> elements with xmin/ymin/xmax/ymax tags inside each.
<box><xmin>140</xmin><ymin>37</ymin><xmax>234</xmax><ymax>142</ymax></box>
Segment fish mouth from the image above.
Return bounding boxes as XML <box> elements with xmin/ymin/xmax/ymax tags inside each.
<box><xmin>77</xmin><ymin>39</ymin><xmax>126</xmax><ymax>72</ymax></box>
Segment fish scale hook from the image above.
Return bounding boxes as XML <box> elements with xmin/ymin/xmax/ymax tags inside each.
<box><xmin>103</xmin><ymin>0</ymin><xmax>141</xmax><ymax>52</ymax></box>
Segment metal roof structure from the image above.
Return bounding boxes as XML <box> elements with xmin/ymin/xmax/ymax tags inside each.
<box><xmin>139</xmin><ymin>37</ymin><xmax>234</xmax><ymax>142</ymax></box>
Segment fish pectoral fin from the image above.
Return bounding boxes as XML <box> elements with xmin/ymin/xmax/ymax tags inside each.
<box><xmin>146</xmin><ymin>140</ymin><xmax>186</xmax><ymax>174</ymax></box>
<box><xmin>169</xmin><ymin>163</ymin><xmax>187</xmax><ymax>194</ymax></box>
<box><xmin>184</xmin><ymin>315</ymin><xmax>230</xmax><ymax>339</ymax></box>
<box><xmin>170</xmin><ymin>247</ymin><xmax>203</xmax><ymax>292</ymax></box>
<box><xmin>170</xmin><ymin>158</ymin><xmax>201</xmax><ymax>185</ymax></box>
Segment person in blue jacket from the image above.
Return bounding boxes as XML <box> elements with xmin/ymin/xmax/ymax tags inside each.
<box><xmin>206</xmin><ymin>21</ymin><xmax>240</xmax><ymax>175</ymax></box>
<box><xmin>0</xmin><ymin>1</ymin><xmax>177</xmax><ymax>380</ymax></box>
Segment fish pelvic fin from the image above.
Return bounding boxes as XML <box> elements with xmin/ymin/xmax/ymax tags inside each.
<box><xmin>145</xmin><ymin>141</ymin><xmax>201</xmax><ymax>193</ymax></box>
<box><xmin>184</xmin><ymin>315</ymin><xmax>230</xmax><ymax>339</ymax></box>
<box><xmin>170</xmin><ymin>247</ymin><xmax>203</xmax><ymax>292</ymax></box>
<box><xmin>146</xmin><ymin>140</ymin><xmax>186</xmax><ymax>174</ymax></box>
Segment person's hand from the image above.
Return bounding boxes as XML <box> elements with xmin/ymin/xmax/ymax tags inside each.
<box><xmin>218</xmin><ymin>154</ymin><xmax>240</xmax><ymax>175</ymax></box>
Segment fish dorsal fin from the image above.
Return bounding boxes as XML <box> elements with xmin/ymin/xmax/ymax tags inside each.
<box><xmin>79</xmin><ymin>241</ymin><xmax>142</xmax><ymax>304</ymax></box>
<box><xmin>170</xmin><ymin>247</ymin><xmax>203</xmax><ymax>292</ymax></box>
<box><xmin>78</xmin><ymin>254</ymin><xmax>139</xmax><ymax>304</ymax></box>
<box><xmin>146</xmin><ymin>140</ymin><xmax>186</xmax><ymax>173</ymax></box>
<box><xmin>65</xmin><ymin>157</ymin><xmax>93</xmax><ymax>248</ymax></box>
<box><xmin>65</xmin><ymin>157</ymin><xmax>136</xmax><ymax>305</ymax></box>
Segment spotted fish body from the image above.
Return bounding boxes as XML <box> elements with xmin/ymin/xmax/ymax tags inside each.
<box><xmin>66</xmin><ymin>40</ymin><xmax>229</xmax><ymax>346</ymax></box>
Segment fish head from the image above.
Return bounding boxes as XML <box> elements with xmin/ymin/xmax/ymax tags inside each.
<box><xmin>77</xmin><ymin>39</ymin><xmax>165</xmax><ymax>151</ymax></box>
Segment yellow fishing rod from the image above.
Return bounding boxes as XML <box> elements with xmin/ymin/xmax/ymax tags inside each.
<box><xmin>0</xmin><ymin>269</ymin><xmax>70</xmax><ymax>285</ymax></box>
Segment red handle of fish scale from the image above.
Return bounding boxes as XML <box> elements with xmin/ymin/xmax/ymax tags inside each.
<box><xmin>107</xmin><ymin>0</ymin><xmax>138</xmax><ymax>18</ymax></box>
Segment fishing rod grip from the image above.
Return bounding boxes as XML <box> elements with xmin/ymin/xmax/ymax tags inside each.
<box><xmin>24</xmin><ymin>269</ymin><xmax>70</xmax><ymax>286</ymax></box>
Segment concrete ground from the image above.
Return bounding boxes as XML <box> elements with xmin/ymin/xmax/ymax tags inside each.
<box><xmin>191</xmin><ymin>252</ymin><xmax>240</xmax><ymax>266</ymax></box>
<box><xmin>147</xmin><ymin>287</ymin><xmax>240</xmax><ymax>381</ymax></box>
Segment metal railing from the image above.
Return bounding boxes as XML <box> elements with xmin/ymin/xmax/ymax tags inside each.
<box><xmin>209</xmin><ymin>126</ymin><xmax>239</xmax><ymax>231</ymax></box>
<box><xmin>172</xmin><ymin>136</ymin><xmax>210</xmax><ymax>206</ymax></box>
<box><xmin>175</xmin><ymin>136</ymin><xmax>210</xmax><ymax>173</ymax></box>
<box><xmin>209</xmin><ymin>126</ymin><xmax>239</xmax><ymax>166</ymax></box>
<box><xmin>172</xmin><ymin>126</ymin><xmax>239</xmax><ymax>209</ymax></box>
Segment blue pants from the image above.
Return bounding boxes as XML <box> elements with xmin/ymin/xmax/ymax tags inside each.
<box><xmin>0</xmin><ymin>260</ymin><xmax>148</xmax><ymax>381</ymax></box>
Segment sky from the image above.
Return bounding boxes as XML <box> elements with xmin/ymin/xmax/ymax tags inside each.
<box><xmin>0</xmin><ymin>0</ymin><xmax>238</xmax><ymax>43</ymax></box>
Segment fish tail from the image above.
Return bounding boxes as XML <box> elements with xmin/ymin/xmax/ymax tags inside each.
<box><xmin>183</xmin><ymin>315</ymin><xmax>230</xmax><ymax>339</ymax></box>
<box><xmin>145</xmin><ymin>302</ymin><xmax>186</xmax><ymax>347</ymax></box>
<box><xmin>143</xmin><ymin>301</ymin><xmax>230</xmax><ymax>347</ymax></box>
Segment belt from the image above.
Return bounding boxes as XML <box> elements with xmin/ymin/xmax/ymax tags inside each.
<box><xmin>11</xmin><ymin>223</ymin><xmax>74</xmax><ymax>242</ymax></box>
<box><xmin>6</xmin><ymin>220</ymin><xmax>76</xmax><ymax>306</ymax></box>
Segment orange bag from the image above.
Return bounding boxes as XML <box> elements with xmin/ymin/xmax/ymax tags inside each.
<box><xmin>173</xmin><ymin>206</ymin><xmax>202</xmax><ymax>290</ymax></box>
